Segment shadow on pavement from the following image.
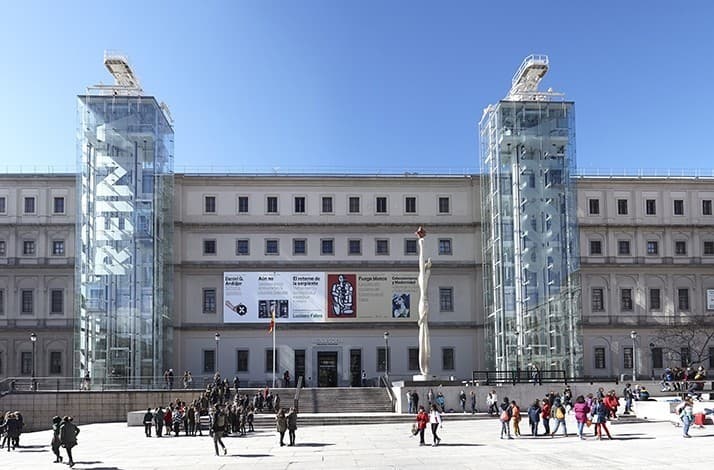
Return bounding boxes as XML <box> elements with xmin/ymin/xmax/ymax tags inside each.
<box><xmin>230</xmin><ymin>454</ymin><xmax>272</xmax><ymax>458</ymax></box>
<box><xmin>431</xmin><ymin>443</ymin><xmax>484</xmax><ymax>447</ymax></box>
<box><xmin>295</xmin><ymin>443</ymin><xmax>334</xmax><ymax>447</ymax></box>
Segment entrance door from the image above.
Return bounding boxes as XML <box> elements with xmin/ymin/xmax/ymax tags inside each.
<box><xmin>294</xmin><ymin>350</ymin><xmax>306</xmax><ymax>387</ymax></box>
<box><xmin>317</xmin><ymin>352</ymin><xmax>338</xmax><ymax>387</ymax></box>
<box><xmin>350</xmin><ymin>349</ymin><xmax>362</xmax><ymax>387</ymax></box>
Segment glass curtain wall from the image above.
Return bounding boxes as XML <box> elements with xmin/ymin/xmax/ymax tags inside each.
<box><xmin>75</xmin><ymin>95</ymin><xmax>174</xmax><ymax>385</ymax></box>
<box><xmin>480</xmin><ymin>100</ymin><xmax>582</xmax><ymax>377</ymax></box>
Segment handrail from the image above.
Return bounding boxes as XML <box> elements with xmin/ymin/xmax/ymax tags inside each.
<box><xmin>293</xmin><ymin>376</ymin><xmax>304</xmax><ymax>413</ymax></box>
<box><xmin>379</xmin><ymin>375</ymin><xmax>397</xmax><ymax>412</ymax></box>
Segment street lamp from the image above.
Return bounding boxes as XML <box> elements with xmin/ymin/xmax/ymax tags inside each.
<box><xmin>214</xmin><ymin>332</ymin><xmax>221</xmax><ymax>375</ymax></box>
<box><xmin>630</xmin><ymin>331</ymin><xmax>637</xmax><ymax>381</ymax></box>
<box><xmin>383</xmin><ymin>331</ymin><xmax>390</xmax><ymax>378</ymax></box>
<box><xmin>30</xmin><ymin>332</ymin><xmax>37</xmax><ymax>391</ymax></box>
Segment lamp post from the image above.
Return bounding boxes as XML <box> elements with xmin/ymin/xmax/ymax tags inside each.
<box><xmin>214</xmin><ymin>332</ymin><xmax>221</xmax><ymax>375</ymax></box>
<box><xmin>649</xmin><ymin>342</ymin><xmax>656</xmax><ymax>380</ymax></box>
<box><xmin>30</xmin><ymin>332</ymin><xmax>37</xmax><ymax>391</ymax></box>
<box><xmin>630</xmin><ymin>331</ymin><xmax>637</xmax><ymax>381</ymax></box>
<box><xmin>383</xmin><ymin>331</ymin><xmax>390</xmax><ymax>379</ymax></box>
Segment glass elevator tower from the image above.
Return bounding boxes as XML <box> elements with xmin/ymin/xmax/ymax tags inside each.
<box><xmin>75</xmin><ymin>53</ymin><xmax>174</xmax><ymax>384</ymax></box>
<box><xmin>480</xmin><ymin>55</ymin><xmax>582</xmax><ymax>377</ymax></box>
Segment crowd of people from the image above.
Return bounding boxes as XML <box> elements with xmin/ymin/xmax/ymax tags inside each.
<box><xmin>660</xmin><ymin>366</ymin><xmax>707</xmax><ymax>399</ymax></box>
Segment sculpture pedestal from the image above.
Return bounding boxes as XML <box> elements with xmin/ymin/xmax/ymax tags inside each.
<box><xmin>412</xmin><ymin>374</ymin><xmax>429</xmax><ymax>381</ymax></box>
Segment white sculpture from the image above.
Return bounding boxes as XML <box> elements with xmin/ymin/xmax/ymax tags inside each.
<box><xmin>416</xmin><ymin>226</ymin><xmax>431</xmax><ymax>376</ymax></box>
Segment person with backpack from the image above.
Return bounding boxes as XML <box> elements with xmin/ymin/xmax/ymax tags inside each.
<box><xmin>550</xmin><ymin>399</ymin><xmax>567</xmax><ymax>437</ymax></box>
<box><xmin>499</xmin><ymin>397</ymin><xmax>513</xmax><ymax>439</ymax></box>
<box><xmin>211</xmin><ymin>405</ymin><xmax>227</xmax><ymax>456</ymax></box>
<box><xmin>527</xmin><ymin>399</ymin><xmax>541</xmax><ymax>437</ymax></box>
<box><xmin>59</xmin><ymin>416</ymin><xmax>79</xmax><ymax>467</ymax></box>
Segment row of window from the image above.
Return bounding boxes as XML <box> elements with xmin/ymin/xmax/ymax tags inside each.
<box><xmin>201</xmin><ymin>287</ymin><xmax>455</xmax><ymax>314</ymax></box>
<box><xmin>0</xmin><ymin>350</ymin><xmax>64</xmax><ymax>376</ymax></box>
<box><xmin>588</xmin><ymin>239</ymin><xmax>714</xmax><ymax>256</ymax></box>
<box><xmin>0</xmin><ymin>239</ymin><xmax>66</xmax><ymax>257</ymax></box>
<box><xmin>201</xmin><ymin>347</ymin><xmax>456</xmax><ymax>374</ymax></box>
<box><xmin>0</xmin><ymin>196</ymin><xmax>66</xmax><ymax>215</ymax></box>
<box><xmin>587</xmin><ymin>198</ymin><xmax>713</xmax><ymax>217</ymax></box>
<box><xmin>203</xmin><ymin>194</ymin><xmax>452</xmax><ymax>216</ymax></box>
<box><xmin>592</xmin><ymin>346</ymin><xmax>714</xmax><ymax>370</ymax></box>
<box><xmin>0</xmin><ymin>289</ymin><xmax>65</xmax><ymax>315</ymax></box>
<box><xmin>590</xmin><ymin>287</ymin><xmax>708</xmax><ymax>312</ymax></box>
<box><xmin>203</xmin><ymin>237</ymin><xmax>454</xmax><ymax>257</ymax></box>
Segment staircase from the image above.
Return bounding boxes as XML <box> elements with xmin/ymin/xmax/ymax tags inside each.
<box><xmin>296</xmin><ymin>387</ymin><xmax>393</xmax><ymax>413</ymax></box>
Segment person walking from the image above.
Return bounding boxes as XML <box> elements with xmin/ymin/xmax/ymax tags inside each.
<box><xmin>211</xmin><ymin>405</ymin><xmax>228</xmax><ymax>455</ymax></box>
<box><xmin>487</xmin><ymin>391</ymin><xmax>498</xmax><ymax>415</ymax></box>
<box><xmin>415</xmin><ymin>405</ymin><xmax>429</xmax><ymax>446</ymax></box>
<box><xmin>573</xmin><ymin>395</ymin><xmax>590</xmax><ymax>439</ymax></box>
<box><xmin>527</xmin><ymin>399</ymin><xmax>541</xmax><ymax>437</ymax></box>
<box><xmin>59</xmin><ymin>416</ymin><xmax>79</xmax><ymax>467</ymax></box>
<box><xmin>276</xmin><ymin>408</ymin><xmax>288</xmax><ymax>446</ymax></box>
<box><xmin>540</xmin><ymin>396</ymin><xmax>551</xmax><ymax>436</ymax></box>
<box><xmin>679</xmin><ymin>398</ymin><xmax>694</xmax><ymax>438</ymax></box>
<box><xmin>550</xmin><ymin>399</ymin><xmax>567</xmax><ymax>437</ymax></box>
<box><xmin>511</xmin><ymin>400</ymin><xmax>522</xmax><ymax>437</ymax></box>
<box><xmin>154</xmin><ymin>407</ymin><xmax>165</xmax><ymax>437</ymax></box>
<box><xmin>428</xmin><ymin>404</ymin><xmax>442</xmax><ymax>446</ymax></box>
<box><xmin>286</xmin><ymin>407</ymin><xmax>298</xmax><ymax>446</ymax></box>
<box><xmin>499</xmin><ymin>397</ymin><xmax>513</xmax><ymax>439</ymax></box>
<box><xmin>592</xmin><ymin>397</ymin><xmax>612</xmax><ymax>440</ymax></box>
<box><xmin>50</xmin><ymin>416</ymin><xmax>63</xmax><ymax>463</ymax></box>
<box><xmin>623</xmin><ymin>383</ymin><xmax>634</xmax><ymax>415</ymax></box>
<box><xmin>469</xmin><ymin>390</ymin><xmax>476</xmax><ymax>414</ymax></box>
<box><xmin>143</xmin><ymin>408</ymin><xmax>153</xmax><ymax>437</ymax></box>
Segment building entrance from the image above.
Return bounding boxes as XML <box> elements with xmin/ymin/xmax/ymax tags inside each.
<box><xmin>317</xmin><ymin>351</ymin><xmax>338</xmax><ymax>387</ymax></box>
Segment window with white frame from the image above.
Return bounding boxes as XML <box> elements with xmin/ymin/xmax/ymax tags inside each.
<box><xmin>24</xmin><ymin>197</ymin><xmax>35</xmax><ymax>214</ymax></box>
<box><xmin>266</xmin><ymin>196</ymin><xmax>279</xmax><ymax>214</ymax></box>
<box><xmin>439</xmin><ymin>287</ymin><xmax>454</xmax><ymax>312</ymax></box>
<box><xmin>52</xmin><ymin>240</ymin><xmax>65</xmax><ymax>256</ymax></box>
<box><xmin>53</xmin><ymin>197</ymin><xmax>65</xmax><ymax>214</ymax></box>
<box><xmin>265</xmin><ymin>239</ymin><xmax>279</xmax><ymax>255</ymax></box>
<box><xmin>375</xmin><ymin>239</ymin><xmax>389</xmax><ymax>255</ymax></box>
<box><xmin>236</xmin><ymin>239</ymin><xmax>249</xmax><ymax>255</ymax></box>
<box><xmin>204</xmin><ymin>195</ymin><xmax>216</xmax><ymax>213</ymax></box>
<box><xmin>405</xmin><ymin>196</ymin><xmax>417</xmax><ymax>214</ymax></box>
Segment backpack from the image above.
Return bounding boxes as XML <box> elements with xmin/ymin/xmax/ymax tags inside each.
<box><xmin>500</xmin><ymin>409</ymin><xmax>510</xmax><ymax>422</ymax></box>
<box><xmin>555</xmin><ymin>406</ymin><xmax>565</xmax><ymax>420</ymax></box>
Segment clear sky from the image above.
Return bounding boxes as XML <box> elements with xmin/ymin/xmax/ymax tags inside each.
<box><xmin>1</xmin><ymin>1</ymin><xmax>712</xmax><ymax>174</ymax></box>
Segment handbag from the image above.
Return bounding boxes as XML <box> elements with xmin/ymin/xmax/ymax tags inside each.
<box><xmin>411</xmin><ymin>423</ymin><xmax>419</xmax><ymax>436</ymax></box>
<box><xmin>592</xmin><ymin>415</ymin><xmax>601</xmax><ymax>424</ymax></box>
<box><xmin>586</xmin><ymin>418</ymin><xmax>592</xmax><ymax>427</ymax></box>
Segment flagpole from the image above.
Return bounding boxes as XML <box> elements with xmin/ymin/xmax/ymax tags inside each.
<box><xmin>272</xmin><ymin>319</ymin><xmax>276</xmax><ymax>388</ymax></box>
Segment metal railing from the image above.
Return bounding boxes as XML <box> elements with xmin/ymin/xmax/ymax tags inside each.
<box><xmin>0</xmin><ymin>375</ymin><xmax>216</xmax><ymax>394</ymax></box>
<box><xmin>472</xmin><ymin>369</ymin><xmax>568</xmax><ymax>386</ymax></box>
<box><xmin>379</xmin><ymin>375</ymin><xmax>397</xmax><ymax>412</ymax></box>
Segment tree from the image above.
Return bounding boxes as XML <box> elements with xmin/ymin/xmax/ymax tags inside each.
<box><xmin>651</xmin><ymin>316</ymin><xmax>714</xmax><ymax>368</ymax></box>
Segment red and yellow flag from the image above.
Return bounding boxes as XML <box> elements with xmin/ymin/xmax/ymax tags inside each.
<box><xmin>268</xmin><ymin>304</ymin><xmax>275</xmax><ymax>334</ymax></box>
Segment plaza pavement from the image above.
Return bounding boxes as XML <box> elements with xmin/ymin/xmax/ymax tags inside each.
<box><xmin>6</xmin><ymin>414</ymin><xmax>714</xmax><ymax>470</ymax></box>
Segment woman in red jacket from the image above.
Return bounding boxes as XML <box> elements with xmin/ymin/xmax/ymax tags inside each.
<box><xmin>415</xmin><ymin>405</ymin><xmax>429</xmax><ymax>446</ymax></box>
<box><xmin>604</xmin><ymin>391</ymin><xmax>619</xmax><ymax>419</ymax></box>
<box><xmin>540</xmin><ymin>398</ymin><xmax>551</xmax><ymax>436</ymax></box>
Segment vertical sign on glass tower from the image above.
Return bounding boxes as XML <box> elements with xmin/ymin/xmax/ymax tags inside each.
<box><xmin>75</xmin><ymin>52</ymin><xmax>174</xmax><ymax>385</ymax></box>
<box><xmin>480</xmin><ymin>55</ymin><xmax>583</xmax><ymax>377</ymax></box>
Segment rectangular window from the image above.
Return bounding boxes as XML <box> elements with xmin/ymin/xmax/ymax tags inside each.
<box><xmin>321</xmin><ymin>196</ymin><xmax>333</xmax><ymax>214</ymax></box>
<box><xmin>589</xmin><ymin>240</ymin><xmax>602</xmax><ymax>255</ymax></box>
<box><xmin>0</xmin><ymin>289</ymin><xmax>4</xmax><ymax>314</ymax></box>
<box><xmin>438</xmin><ymin>196</ymin><xmax>450</xmax><ymax>214</ymax></box>
<box><xmin>438</xmin><ymin>238</ymin><xmax>452</xmax><ymax>255</ymax></box>
<box><xmin>293</xmin><ymin>238</ymin><xmax>307</xmax><ymax>255</ymax></box>
<box><xmin>236</xmin><ymin>239</ymin><xmax>249</xmax><ymax>256</ymax></box>
<box><xmin>49</xmin><ymin>351</ymin><xmax>62</xmax><ymax>375</ymax></box>
<box><xmin>703</xmin><ymin>241</ymin><xmax>714</xmax><ymax>255</ymax></box>
<box><xmin>0</xmin><ymin>196</ymin><xmax>5</xmax><ymax>213</ymax></box>
<box><xmin>678</xmin><ymin>288</ymin><xmax>690</xmax><ymax>311</ymax></box>
<box><xmin>439</xmin><ymin>287</ymin><xmax>454</xmax><ymax>312</ymax></box>
<box><xmin>442</xmin><ymin>348</ymin><xmax>455</xmax><ymax>370</ymax></box>
<box><xmin>646</xmin><ymin>240</ymin><xmax>658</xmax><ymax>255</ymax></box>
<box><xmin>23</xmin><ymin>240</ymin><xmax>36</xmax><ymax>256</ymax></box>
<box><xmin>623</xmin><ymin>347</ymin><xmax>633</xmax><ymax>370</ymax></box>
<box><xmin>0</xmin><ymin>240</ymin><xmax>6</xmax><ymax>256</ymax></box>
<box><xmin>588</xmin><ymin>199</ymin><xmax>600</xmax><ymax>215</ymax></box>
<box><xmin>204</xmin><ymin>196</ymin><xmax>216</xmax><ymax>213</ymax></box>
<box><xmin>404</xmin><ymin>239</ymin><xmax>418</xmax><ymax>255</ymax></box>
<box><xmin>617</xmin><ymin>199</ymin><xmax>628</xmax><ymax>215</ymax></box>
<box><xmin>621</xmin><ymin>288</ymin><xmax>633</xmax><ymax>311</ymax></box>
<box><xmin>649</xmin><ymin>288</ymin><xmax>661</xmax><ymax>311</ymax></box>
<box><xmin>408</xmin><ymin>348</ymin><xmax>419</xmax><ymax>371</ymax></box>
<box><xmin>376</xmin><ymin>347</ymin><xmax>390</xmax><ymax>372</ymax></box>
<box><xmin>294</xmin><ymin>196</ymin><xmax>306</xmax><ymax>214</ymax></box>
<box><xmin>21</xmin><ymin>351</ymin><xmax>33</xmax><ymax>375</ymax></box>
<box><xmin>320</xmin><ymin>239</ymin><xmax>334</xmax><ymax>255</ymax></box>
<box><xmin>681</xmin><ymin>347</ymin><xmax>691</xmax><ymax>367</ymax></box>
<box><xmin>52</xmin><ymin>240</ymin><xmax>65</xmax><ymax>256</ymax></box>
<box><xmin>375</xmin><ymin>239</ymin><xmax>389</xmax><ymax>255</ymax></box>
<box><xmin>24</xmin><ymin>196</ymin><xmax>35</xmax><ymax>214</ymax></box>
<box><xmin>203</xmin><ymin>350</ymin><xmax>216</xmax><ymax>373</ymax></box>
<box><xmin>266</xmin><ymin>349</ymin><xmax>279</xmax><ymax>373</ymax></box>
<box><xmin>645</xmin><ymin>199</ymin><xmax>656</xmax><ymax>215</ymax></box>
<box><xmin>591</xmin><ymin>288</ymin><xmax>604</xmax><ymax>312</ymax></box>
<box><xmin>237</xmin><ymin>196</ymin><xmax>249</xmax><ymax>213</ymax></box>
<box><xmin>618</xmin><ymin>240</ymin><xmax>630</xmax><ymax>255</ymax></box>
<box><xmin>405</xmin><ymin>197</ymin><xmax>417</xmax><ymax>214</ymax></box>
<box><xmin>53</xmin><ymin>197</ymin><xmax>65</xmax><ymax>214</ymax></box>
<box><xmin>348</xmin><ymin>196</ymin><xmax>360</xmax><ymax>214</ymax></box>
<box><xmin>594</xmin><ymin>347</ymin><xmax>606</xmax><ymax>369</ymax></box>
<box><xmin>673</xmin><ymin>199</ymin><xmax>684</xmax><ymax>216</ymax></box>
<box><xmin>203</xmin><ymin>289</ymin><xmax>217</xmax><ymax>313</ymax></box>
<box><xmin>266</xmin><ymin>196</ymin><xmax>279</xmax><ymax>214</ymax></box>
<box><xmin>675</xmin><ymin>240</ymin><xmax>687</xmax><ymax>255</ymax></box>
<box><xmin>203</xmin><ymin>239</ymin><xmax>217</xmax><ymax>255</ymax></box>
<box><xmin>265</xmin><ymin>239</ymin><xmax>279</xmax><ymax>255</ymax></box>
<box><xmin>348</xmin><ymin>239</ymin><xmax>362</xmax><ymax>255</ymax></box>
<box><xmin>21</xmin><ymin>289</ymin><xmax>33</xmax><ymax>314</ymax></box>
<box><xmin>50</xmin><ymin>289</ymin><xmax>63</xmax><ymax>314</ymax></box>
<box><xmin>652</xmin><ymin>347</ymin><xmax>663</xmax><ymax>369</ymax></box>
<box><xmin>703</xmin><ymin>199</ymin><xmax>713</xmax><ymax>216</ymax></box>
<box><xmin>236</xmin><ymin>350</ymin><xmax>249</xmax><ymax>372</ymax></box>
<box><xmin>375</xmin><ymin>196</ymin><xmax>388</xmax><ymax>214</ymax></box>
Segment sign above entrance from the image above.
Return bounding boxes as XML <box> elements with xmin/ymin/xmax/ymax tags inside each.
<box><xmin>223</xmin><ymin>272</ymin><xmax>419</xmax><ymax>324</ymax></box>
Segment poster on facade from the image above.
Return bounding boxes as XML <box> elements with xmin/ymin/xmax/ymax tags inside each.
<box><xmin>223</xmin><ymin>272</ymin><xmax>326</xmax><ymax>323</ymax></box>
<box><xmin>707</xmin><ymin>289</ymin><xmax>714</xmax><ymax>311</ymax></box>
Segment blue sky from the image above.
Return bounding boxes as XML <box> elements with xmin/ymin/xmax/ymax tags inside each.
<box><xmin>1</xmin><ymin>1</ymin><xmax>712</xmax><ymax>173</ymax></box>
